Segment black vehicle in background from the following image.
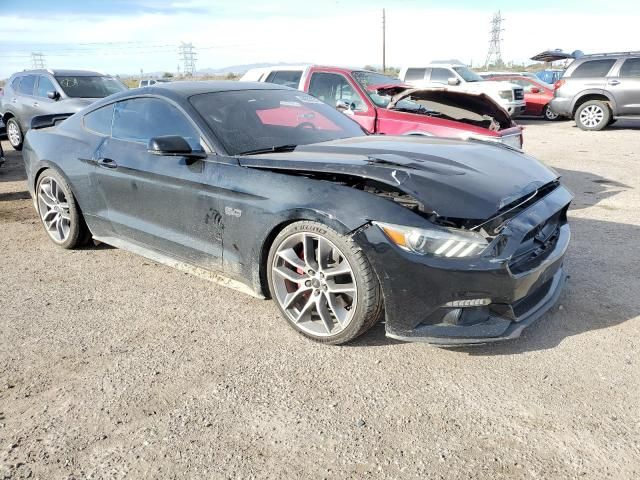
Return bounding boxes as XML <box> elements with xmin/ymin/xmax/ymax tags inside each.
<box><xmin>22</xmin><ymin>82</ymin><xmax>572</xmax><ymax>345</ymax></box>
<box><xmin>0</xmin><ymin>69</ymin><xmax>126</xmax><ymax>150</ymax></box>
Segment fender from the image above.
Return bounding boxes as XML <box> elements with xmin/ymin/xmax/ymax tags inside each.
<box><xmin>571</xmin><ymin>89</ymin><xmax>617</xmax><ymax>114</ymax></box>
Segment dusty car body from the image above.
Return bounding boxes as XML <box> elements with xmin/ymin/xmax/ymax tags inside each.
<box><xmin>23</xmin><ymin>82</ymin><xmax>571</xmax><ymax>345</ymax></box>
<box><xmin>241</xmin><ymin>65</ymin><xmax>524</xmax><ymax>148</ymax></box>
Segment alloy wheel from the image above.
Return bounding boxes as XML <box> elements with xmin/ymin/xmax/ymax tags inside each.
<box><xmin>544</xmin><ymin>107</ymin><xmax>559</xmax><ymax>120</ymax></box>
<box><xmin>271</xmin><ymin>232</ymin><xmax>357</xmax><ymax>337</ymax></box>
<box><xmin>7</xmin><ymin>121</ymin><xmax>21</xmax><ymax>147</ymax></box>
<box><xmin>37</xmin><ymin>177</ymin><xmax>71</xmax><ymax>243</ymax></box>
<box><xmin>579</xmin><ymin>105</ymin><xmax>604</xmax><ymax>128</ymax></box>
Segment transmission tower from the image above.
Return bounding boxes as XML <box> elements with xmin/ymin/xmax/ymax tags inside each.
<box><xmin>31</xmin><ymin>52</ymin><xmax>46</xmax><ymax>69</ymax></box>
<box><xmin>178</xmin><ymin>42</ymin><xmax>197</xmax><ymax>77</ymax></box>
<box><xmin>484</xmin><ymin>11</ymin><xmax>505</xmax><ymax>68</ymax></box>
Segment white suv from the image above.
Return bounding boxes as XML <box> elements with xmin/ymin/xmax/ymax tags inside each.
<box><xmin>399</xmin><ymin>63</ymin><xmax>526</xmax><ymax>117</ymax></box>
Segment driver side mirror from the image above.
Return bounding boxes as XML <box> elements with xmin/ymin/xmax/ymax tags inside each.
<box><xmin>447</xmin><ymin>77</ymin><xmax>460</xmax><ymax>86</ymax></box>
<box><xmin>148</xmin><ymin>136</ymin><xmax>207</xmax><ymax>164</ymax></box>
<box><xmin>530</xmin><ymin>87</ymin><xmax>541</xmax><ymax>93</ymax></box>
<box><xmin>47</xmin><ymin>91</ymin><xmax>60</xmax><ymax>100</ymax></box>
<box><xmin>336</xmin><ymin>99</ymin><xmax>356</xmax><ymax>112</ymax></box>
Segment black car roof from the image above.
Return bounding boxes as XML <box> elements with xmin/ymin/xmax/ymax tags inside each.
<box><xmin>149</xmin><ymin>80</ymin><xmax>289</xmax><ymax>96</ymax></box>
<box><xmin>16</xmin><ymin>69</ymin><xmax>107</xmax><ymax>77</ymax></box>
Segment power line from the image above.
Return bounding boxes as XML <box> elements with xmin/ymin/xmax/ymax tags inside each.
<box><xmin>31</xmin><ymin>52</ymin><xmax>46</xmax><ymax>69</ymax></box>
<box><xmin>178</xmin><ymin>42</ymin><xmax>197</xmax><ymax>76</ymax></box>
<box><xmin>485</xmin><ymin>11</ymin><xmax>505</xmax><ymax>68</ymax></box>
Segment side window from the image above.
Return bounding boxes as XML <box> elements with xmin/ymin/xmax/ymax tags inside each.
<box><xmin>84</xmin><ymin>104</ymin><xmax>114</xmax><ymax>136</ymax></box>
<box><xmin>404</xmin><ymin>68</ymin><xmax>427</xmax><ymax>81</ymax></box>
<box><xmin>430</xmin><ymin>68</ymin><xmax>452</xmax><ymax>84</ymax></box>
<box><xmin>140</xmin><ymin>80</ymin><xmax>148</xmax><ymax>87</ymax></box>
<box><xmin>17</xmin><ymin>75</ymin><xmax>37</xmax><ymax>95</ymax></box>
<box><xmin>112</xmin><ymin>98</ymin><xmax>201</xmax><ymax>149</ymax></box>
<box><xmin>36</xmin><ymin>76</ymin><xmax>57</xmax><ymax>98</ymax></box>
<box><xmin>265</xmin><ymin>70</ymin><xmax>303</xmax><ymax>89</ymax></box>
<box><xmin>571</xmin><ymin>59</ymin><xmax>616</xmax><ymax>78</ymax></box>
<box><xmin>11</xmin><ymin>77</ymin><xmax>21</xmax><ymax>91</ymax></box>
<box><xmin>308</xmin><ymin>72</ymin><xmax>366</xmax><ymax>111</ymax></box>
<box><xmin>620</xmin><ymin>58</ymin><xmax>640</xmax><ymax>78</ymax></box>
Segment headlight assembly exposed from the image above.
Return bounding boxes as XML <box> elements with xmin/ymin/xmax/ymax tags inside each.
<box><xmin>374</xmin><ymin>222</ymin><xmax>489</xmax><ymax>258</ymax></box>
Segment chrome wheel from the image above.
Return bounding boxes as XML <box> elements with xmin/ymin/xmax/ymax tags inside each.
<box><xmin>579</xmin><ymin>105</ymin><xmax>604</xmax><ymax>128</ymax></box>
<box><xmin>7</xmin><ymin>120</ymin><xmax>21</xmax><ymax>147</ymax></box>
<box><xmin>37</xmin><ymin>177</ymin><xmax>71</xmax><ymax>243</ymax></box>
<box><xmin>271</xmin><ymin>232</ymin><xmax>357</xmax><ymax>337</ymax></box>
<box><xmin>544</xmin><ymin>106</ymin><xmax>558</xmax><ymax>120</ymax></box>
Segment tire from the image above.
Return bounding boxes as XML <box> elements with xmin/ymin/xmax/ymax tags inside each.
<box><xmin>542</xmin><ymin>104</ymin><xmax>559</xmax><ymax>121</ymax></box>
<box><xmin>575</xmin><ymin>100</ymin><xmax>611</xmax><ymax>131</ymax></box>
<box><xmin>35</xmin><ymin>169</ymin><xmax>90</xmax><ymax>249</ymax></box>
<box><xmin>267</xmin><ymin>221</ymin><xmax>383</xmax><ymax>345</ymax></box>
<box><xmin>6</xmin><ymin>117</ymin><xmax>23</xmax><ymax>151</ymax></box>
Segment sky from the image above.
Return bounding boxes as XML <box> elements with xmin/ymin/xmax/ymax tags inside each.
<box><xmin>1</xmin><ymin>0</ymin><xmax>639</xmax><ymax>78</ymax></box>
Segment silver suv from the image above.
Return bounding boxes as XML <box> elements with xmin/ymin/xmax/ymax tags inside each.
<box><xmin>0</xmin><ymin>69</ymin><xmax>126</xmax><ymax>150</ymax></box>
<box><xmin>550</xmin><ymin>52</ymin><xmax>640</xmax><ymax>131</ymax></box>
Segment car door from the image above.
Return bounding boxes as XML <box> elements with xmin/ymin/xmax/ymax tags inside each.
<box><xmin>12</xmin><ymin>75</ymin><xmax>38</xmax><ymax>129</ymax></box>
<box><xmin>33</xmin><ymin>75</ymin><xmax>65</xmax><ymax>116</ymax></box>
<box><xmin>609</xmin><ymin>57</ymin><xmax>640</xmax><ymax>116</ymax></box>
<box><xmin>511</xmin><ymin>78</ymin><xmax>545</xmax><ymax>115</ymax></box>
<box><xmin>94</xmin><ymin>96</ymin><xmax>223</xmax><ymax>268</ymax></box>
<box><xmin>429</xmin><ymin>67</ymin><xmax>456</xmax><ymax>89</ymax></box>
<box><xmin>305</xmin><ymin>70</ymin><xmax>376</xmax><ymax>133</ymax></box>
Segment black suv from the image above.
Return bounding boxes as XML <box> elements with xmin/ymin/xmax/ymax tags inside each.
<box><xmin>0</xmin><ymin>69</ymin><xmax>126</xmax><ymax>150</ymax></box>
<box><xmin>550</xmin><ymin>52</ymin><xmax>640</xmax><ymax>130</ymax></box>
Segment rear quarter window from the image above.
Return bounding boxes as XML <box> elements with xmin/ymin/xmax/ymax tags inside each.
<box><xmin>84</xmin><ymin>104</ymin><xmax>114</xmax><ymax>136</ymax></box>
<box><xmin>620</xmin><ymin>58</ymin><xmax>640</xmax><ymax>78</ymax></box>
<box><xmin>570</xmin><ymin>59</ymin><xmax>616</xmax><ymax>78</ymax></box>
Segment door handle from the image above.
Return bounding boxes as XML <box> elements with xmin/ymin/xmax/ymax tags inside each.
<box><xmin>33</xmin><ymin>102</ymin><xmax>39</xmax><ymax>107</ymax></box>
<box><xmin>608</xmin><ymin>80</ymin><xmax>620</xmax><ymax>86</ymax></box>
<box><xmin>97</xmin><ymin>157</ymin><xmax>118</xmax><ymax>169</ymax></box>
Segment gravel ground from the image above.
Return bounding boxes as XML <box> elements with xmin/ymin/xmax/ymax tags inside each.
<box><xmin>1</xmin><ymin>119</ymin><xmax>639</xmax><ymax>479</ymax></box>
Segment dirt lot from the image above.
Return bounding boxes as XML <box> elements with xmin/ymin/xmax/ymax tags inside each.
<box><xmin>1</xmin><ymin>119</ymin><xmax>639</xmax><ymax>479</ymax></box>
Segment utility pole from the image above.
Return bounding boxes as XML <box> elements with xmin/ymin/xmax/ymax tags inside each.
<box><xmin>382</xmin><ymin>8</ymin><xmax>386</xmax><ymax>73</ymax></box>
<box><xmin>31</xmin><ymin>52</ymin><xmax>46</xmax><ymax>69</ymax></box>
<box><xmin>178</xmin><ymin>42</ymin><xmax>197</xmax><ymax>77</ymax></box>
<box><xmin>485</xmin><ymin>11</ymin><xmax>505</xmax><ymax>68</ymax></box>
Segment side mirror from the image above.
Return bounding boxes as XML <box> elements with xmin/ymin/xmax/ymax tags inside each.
<box><xmin>336</xmin><ymin>99</ymin><xmax>356</xmax><ymax>113</ymax></box>
<box><xmin>530</xmin><ymin>87</ymin><xmax>541</xmax><ymax>93</ymax></box>
<box><xmin>148</xmin><ymin>136</ymin><xmax>207</xmax><ymax>163</ymax></box>
<box><xmin>47</xmin><ymin>91</ymin><xmax>60</xmax><ymax>100</ymax></box>
<box><xmin>447</xmin><ymin>77</ymin><xmax>460</xmax><ymax>86</ymax></box>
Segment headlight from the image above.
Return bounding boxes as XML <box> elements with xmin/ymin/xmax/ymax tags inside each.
<box><xmin>374</xmin><ymin>222</ymin><xmax>489</xmax><ymax>258</ymax></box>
<box><xmin>498</xmin><ymin>90</ymin><xmax>513</xmax><ymax>100</ymax></box>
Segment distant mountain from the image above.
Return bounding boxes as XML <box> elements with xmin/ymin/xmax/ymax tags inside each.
<box><xmin>116</xmin><ymin>62</ymin><xmax>309</xmax><ymax>79</ymax></box>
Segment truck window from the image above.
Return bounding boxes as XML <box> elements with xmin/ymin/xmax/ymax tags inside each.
<box><xmin>620</xmin><ymin>58</ymin><xmax>640</xmax><ymax>78</ymax></box>
<box><xmin>430</xmin><ymin>68</ymin><xmax>452</xmax><ymax>84</ymax></box>
<box><xmin>265</xmin><ymin>70</ymin><xmax>303</xmax><ymax>89</ymax></box>
<box><xmin>404</xmin><ymin>68</ymin><xmax>427</xmax><ymax>81</ymax></box>
<box><xmin>308</xmin><ymin>72</ymin><xmax>366</xmax><ymax>111</ymax></box>
<box><xmin>571</xmin><ymin>59</ymin><xmax>616</xmax><ymax>78</ymax></box>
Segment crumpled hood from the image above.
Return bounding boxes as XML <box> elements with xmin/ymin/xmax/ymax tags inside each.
<box><xmin>238</xmin><ymin>135</ymin><xmax>558</xmax><ymax>220</ymax></box>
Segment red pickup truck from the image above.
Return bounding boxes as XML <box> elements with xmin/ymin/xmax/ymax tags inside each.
<box><xmin>241</xmin><ymin>65</ymin><xmax>524</xmax><ymax>148</ymax></box>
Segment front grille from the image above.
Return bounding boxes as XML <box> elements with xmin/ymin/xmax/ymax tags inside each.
<box><xmin>509</xmin><ymin>210</ymin><xmax>564</xmax><ymax>274</ymax></box>
<box><xmin>514</xmin><ymin>88</ymin><xmax>524</xmax><ymax>100</ymax></box>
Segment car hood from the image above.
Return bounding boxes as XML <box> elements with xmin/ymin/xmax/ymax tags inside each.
<box><xmin>381</xmin><ymin>87</ymin><xmax>512</xmax><ymax>128</ymax></box>
<box><xmin>238</xmin><ymin>135</ymin><xmax>558</xmax><ymax>220</ymax></box>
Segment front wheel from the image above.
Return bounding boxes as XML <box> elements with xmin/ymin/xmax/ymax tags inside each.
<box><xmin>575</xmin><ymin>100</ymin><xmax>611</xmax><ymax>131</ymax></box>
<box><xmin>267</xmin><ymin>221</ymin><xmax>383</xmax><ymax>345</ymax></box>
<box><xmin>6</xmin><ymin>118</ymin><xmax>23</xmax><ymax>150</ymax></box>
<box><xmin>36</xmin><ymin>169</ymin><xmax>89</xmax><ymax>249</ymax></box>
<box><xmin>543</xmin><ymin>104</ymin><xmax>559</xmax><ymax>121</ymax></box>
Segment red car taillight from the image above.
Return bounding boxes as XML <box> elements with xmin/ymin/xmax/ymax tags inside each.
<box><xmin>554</xmin><ymin>79</ymin><xmax>565</xmax><ymax>90</ymax></box>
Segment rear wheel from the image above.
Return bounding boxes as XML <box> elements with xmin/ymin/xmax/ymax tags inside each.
<box><xmin>575</xmin><ymin>100</ymin><xmax>611</xmax><ymax>131</ymax></box>
<box><xmin>542</xmin><ymin>104</ymin><xmax>559</xmax><ymax>121</ymax></box>
<box><xmin>267</xmin><ymin>221</ymin><xmax>383</xmax><ymax>345</ymax></box>
<box><xmin>6</xmin><ymin>118</ymin><xmax>23</xmax><ymax>150</ymax></box>
<box><xmin>36</xmin><ymin>169</ymin><xmax>89</xmax><ymax>249</ymax></box>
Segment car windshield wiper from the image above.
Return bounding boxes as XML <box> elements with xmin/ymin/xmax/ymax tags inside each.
<box><xmin>239</xmin><ymin>144</ymin><xmax>298</xmax><ymax>155</ymax></box>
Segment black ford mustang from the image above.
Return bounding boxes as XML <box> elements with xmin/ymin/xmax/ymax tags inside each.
<box><xmin>22</xmin><ymin>82</ymin><xmax>572</xmax><ymax>345</ymax></box>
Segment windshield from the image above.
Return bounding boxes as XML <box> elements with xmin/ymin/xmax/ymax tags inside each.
<box><xmin>352</xmin><ymin>70</ymin><xmax>404</xmax><ymax>107</ymax></box>
<box><xmin>190</xmin><ymin>89</ymin><xmax>366</xmax><ymax>156</ymax></box>
<box><xmin>55</xmin><ymin>76</ymin><xmax>127</xmax><ymax>98</ymax></box>
<box><xmin>452</xmin><ymin>66</ymin><xmax>484</xmax><ymax>83</ymax></box>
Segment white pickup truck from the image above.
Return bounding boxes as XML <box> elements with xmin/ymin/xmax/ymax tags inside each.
<box><xmin>399</xmin><ymin>63</ymin><xmax>526</xmax><ymax>117</ymax></box>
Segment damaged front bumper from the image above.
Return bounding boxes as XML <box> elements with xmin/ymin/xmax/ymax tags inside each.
<box><xmin>354</xmin><ymin>185</ymin><xmax>572</xmax><ymax>345</ymax></box>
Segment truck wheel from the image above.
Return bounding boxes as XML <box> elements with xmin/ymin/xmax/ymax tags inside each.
<box><xmin>575</xmin><ymin>100</ymin><xmax>611</xmax><ymax>131</ymax></box>
<box><xmin>6</xmin><ymin>118</ymin><xmax>23</xmax><ymax>150</ymax></box>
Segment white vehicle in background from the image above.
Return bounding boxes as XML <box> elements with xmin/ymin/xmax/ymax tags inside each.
<box><xmin>399</xmin><ymin>62</ymin><xmax>527</xmax><ymax>117</ymax></box>
<box><xmin>138</xmin><ymin>78</ymin><xmax>171</xmax><ymax>88</ymax></box>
